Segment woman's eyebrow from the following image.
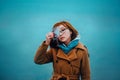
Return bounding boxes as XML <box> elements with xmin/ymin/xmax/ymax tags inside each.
<box><xmin>60</xmin><ymin>27</ymin><xmax>66</xmax><ymax>29</ymax></box>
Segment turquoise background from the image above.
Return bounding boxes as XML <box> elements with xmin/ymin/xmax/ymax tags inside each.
<box><xmin>0</xmin><ymin>0</ymin><xmax>120</xmax><ymax>80</ymax></box>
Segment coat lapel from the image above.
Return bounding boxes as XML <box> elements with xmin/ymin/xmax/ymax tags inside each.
<box><xmin>57</xmin><ymin>49</ymin><xmax>70</xmax><ymax>61</ymax></box>
<box><xmin>56</xmin><ymin>43</ymin><xmax>86</xmax><ymax>61</ymax></box>
<box><xmin>67</xmin><ymin>49</ymin><xmax>78</xmax><ymax>61</ymax></box>
<box><xmin>56</xmin><ymin>49</ymin><xmax>78</xmax><ymax>61</ymax></box>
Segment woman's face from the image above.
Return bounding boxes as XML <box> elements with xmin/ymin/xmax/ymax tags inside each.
<box><xmin>56</xmin><ymin>25</ymin><xmax>72</xmax><ymax>45</ymax></box>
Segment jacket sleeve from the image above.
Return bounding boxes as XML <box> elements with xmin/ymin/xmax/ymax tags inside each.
<box><xmin>81</xmin><ymin>48</ymin><xmax>90</xmax><ymax>80</ymax></box>
<box><xmin>34</xmin><ymin>41</ymin><xmax>53</xmax><ymax>64</ymax></box>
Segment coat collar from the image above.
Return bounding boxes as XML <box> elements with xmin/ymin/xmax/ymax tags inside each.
<box><xmin>56</xmin><ymin>42</ymin><xmax>86</xmax><ymax>61</ymax></box>
<box><xmin>75</xmin><ymin>42</ymin><xmax>86</xmax><ymax>50</ymax></box>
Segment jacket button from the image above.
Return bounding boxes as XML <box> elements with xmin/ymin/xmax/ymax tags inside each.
<box><xmin>68</xmin><ymin>61</ymin><xmax>70</xmax><ymax>64</ymax></box>
<box><xmin>56</xmin><ymin>60</ymin><xmax>58</xmax><ymax>63</ymax></box>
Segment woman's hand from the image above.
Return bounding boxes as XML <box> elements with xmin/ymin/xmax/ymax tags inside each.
<box><xmin>45</xmin><ymin>32</ymin><xmax>54</xmax><ymax>45</ymax></box>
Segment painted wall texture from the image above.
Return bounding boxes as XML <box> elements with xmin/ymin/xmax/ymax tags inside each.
<box><xmin>0</xmin><ymin>0</ymin><xmax>120</xmax><ymax>80</ymax></box>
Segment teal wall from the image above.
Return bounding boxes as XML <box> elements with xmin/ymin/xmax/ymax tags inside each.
<box><xmin>0</xmin><ymin>0</ymin><xmax>120</xmax><ymax>80</ymax></box>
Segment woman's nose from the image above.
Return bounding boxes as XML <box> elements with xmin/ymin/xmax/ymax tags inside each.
<box><xmin>59</xmin><ymin>32</ymin><xmax>63</xmax><ymax>36</ymax></box>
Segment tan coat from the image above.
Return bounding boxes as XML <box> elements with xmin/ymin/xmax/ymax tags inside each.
<box><xmin>34</xmin><ymin>42</ymin><xmax>90</xmax><ymax>80</ymax></box>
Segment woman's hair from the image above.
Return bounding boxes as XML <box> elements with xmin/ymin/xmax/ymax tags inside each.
<box><xmin>53</xmin><ymin>21</ymin><xmax>78</xmax><ymax>40</ymax></box>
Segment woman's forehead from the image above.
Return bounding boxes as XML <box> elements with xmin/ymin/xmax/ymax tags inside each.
<box><xmin>57</xmin><ymin>25</ymin><xmax>65</xmax><ymax>29</ymax></box>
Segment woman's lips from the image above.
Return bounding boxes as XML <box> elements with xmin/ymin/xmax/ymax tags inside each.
<box><xmin>60</xmin><ymin>37</ymin><xmax>65</xmax><ymax>40</ymax></box>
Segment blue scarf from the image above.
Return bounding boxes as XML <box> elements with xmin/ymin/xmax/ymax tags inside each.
<box><xmin>58</xmin><ymin>36</ymin><xmax>80</xmax><ymax>54</ymax></box>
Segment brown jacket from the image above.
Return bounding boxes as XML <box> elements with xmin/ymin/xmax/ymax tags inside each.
<box><xmin>34</xmin><ymin>42</ymin><xmax>90</xmax><ymax>80</ymax></box>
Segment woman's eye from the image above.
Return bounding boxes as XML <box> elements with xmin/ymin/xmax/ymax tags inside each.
<box><xmin>61</xmin><ymin>29</ymin><xmax>66</xmax><ymax>31</ymax></box>
<box><xmin>59</xmin><ymin>28</ymin><xmax>67</xmax><ymax>33</ymax></box>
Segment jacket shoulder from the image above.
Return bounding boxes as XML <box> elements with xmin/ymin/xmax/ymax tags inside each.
<box><xmin>76</xmin><ymin>43</ymin><xmax>90</xmax><ymax>57</ymax></box>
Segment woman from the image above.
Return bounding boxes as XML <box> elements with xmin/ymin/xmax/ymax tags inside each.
<box><xmin>34</xmin><ymin>21</ymin><xmax>90</xmax><ymax>80</ymax></box>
